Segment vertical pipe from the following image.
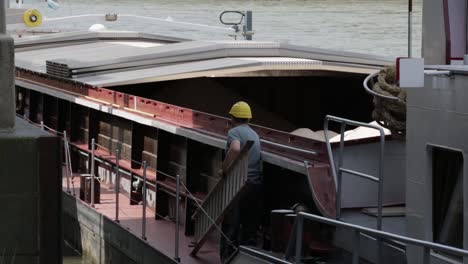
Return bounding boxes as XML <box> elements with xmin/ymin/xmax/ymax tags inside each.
<box><xmin>295</xmin><ymin>214</ymin><xmax>304</xmax><ymax>264</ymax></box>
<box><xmin>89</xmin><ymin>138</ymin><xmax>96</xmax><ymax>207</ymax></box>
<box><xmin>63</xmin><ymin>131</ymin><xmax>70</xmax><ymax>193</ymax></box>
<box><xmin>175</xmin><ymin>174</ymin><xmax>181</xmax><ymax>262</ymax></box>
<box><xmin>377</xmin><ymin>128</ymin><xmax>385</xmax><ymax>231</ymax></box>
<box><xmin>91</xmin><ymin>138</ymin><xmax>95</xmax><ymax>207</ymax></box>
<box><xmin>284</xmin><ymin>218</ymin><xmax>298</xmax><ymax>259</ymax></box>
<box><xmin>142</xmin><ymin>161</ymin><xmax>147</xmax><ymax>240</ymax></box>
<box><xmin>65</xmin><ymin>133</ymin><xmax>74</xmax><ymax>196</ymax></box>
<box><xmin>0</xmin><ymin>0</ymin><xmax>5</xmax><ymax>34</ymax></box>
<box><xmin>244</xmin><ymin>11</ymin><xmax>253</xmax><ymax>40</ymax></box>
<box><xmin>40</xmin><ymin>121</ymin><xmax>44</xmax><ymax>130</ymax></box>
<box><xmin>352</xmin><ymin>229</ymin><xmax>360</xmax><ymax>264</ymax></box>
<box><xmin>115</xmin><ymin>148</ymin><xmax>120</xmax><ymax>222</ymax></box>
<box><xmin>408</xmin><ymin>0</ymin><xmax>413</xmax><ymax>58</ymax></box>
<box><xmin>337</xmin><ymin>123</ymin><xmax>346</xmax><ymax>220</ymax></box>
<box><xmin>423</xmin><ymin>247</ymin><xmax>431</xmax><ymax>263</ymax></box>
<box><xmin>0</xmin><ymin>2</ymin><xmax>14</xmax><ymax>131</ymax></box>
<box><xmin>377</xmin><ymin>128</ymin><xmax>385</xmax><ymax>264</ymax></box>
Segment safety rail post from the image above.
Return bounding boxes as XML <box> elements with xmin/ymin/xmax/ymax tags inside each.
<box><xmin>337</xmin><ymin>123</ymin><xmax>346</xmax><ymax>219</ymax></box>
<box><xmin>408</xmin><ymin>0</ymin><xmax>413</xmax><ymax>58</ymax></box>
<box><xmin>284</xmin><ymin>217</ymin><xmax>298</xmax><ymax>260</ymax></box>
<box><xmin>323</xmin><ymin>115</ymin><xmax>385</xmax><ymax>231</ymax></box>
<box><xmin>352</xmin><ymin>229</ymin><xmax>360</xmax><ymax>264</ymax></box>
<box><xmin>244</xmin><ymin>11</ymin><xmax>253</xmax><ymax>40</ymax></box>
<box><xmin>142</xmin><ymin>161</ymin><xmax>147</xmax><ymax>240</ymax></box>
<box><xmin>63</xmin><ymin>131</ymin><xmax>70</xmax><ymax>193</ymax></box>
<box><xmin>174</xmin><ymin>174</ymin><xmax>181</xmax><ymax>262</ymax></box>
<box><xmin>295</xmin><ymin>214</ymin><xmax>304</xmax><ymax>263</ymax></box>
<box><xmin>423</xmin><ymin>247</ymin><xmax>431</xmax><ymax>263</ymax></box>
<box><xmin>115</xmin><ymin>148</ymin><xmax>121</xmax><ymax>222</ymax></box>
<box><xmin>377</xmin><ymin>124</ymin><xmax>385</xmax><ymax>231</ymax></box>
<box><xmin>90</xmin><ymin>138</ymin><xmax>96</xmax><ymax>207</ymax></box>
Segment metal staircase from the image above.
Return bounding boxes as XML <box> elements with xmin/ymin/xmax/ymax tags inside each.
<box><xmin>190</xmin><ymin>141</ymin><xmax>253</xmax><ymax>256</ymax></box>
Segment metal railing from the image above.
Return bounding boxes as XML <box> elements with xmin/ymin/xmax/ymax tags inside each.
<box><xmin>290</xmin><ymin>212</ymin><xmax>468</xmax><ymax>264</ymax></box>
<box><xmin>323</xmin><ymin>115</ymin><xmax>386</xmax><ymax>231</ymax></box>
<box><xmin>20</xmin><ymin>115</ymin><xmax>250</xmax><ymax>262</ymax></box>
<box><xmin>260</xmin><ymin>139</ymin><xmax>318</xmax><ymax>156</ymax></box>
<box><xmin>190</xmin><ymin>140</ymin><xmax>253</xmax><ymax>256</ymax></box>
<box><xmin>363</xmin><ymin>71</ymin><xmax>400</xmax><ymax>101</ymax></box>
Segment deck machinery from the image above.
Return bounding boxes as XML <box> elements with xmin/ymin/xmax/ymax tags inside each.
<box><xmin>14</xmin><ymin>31</ymin><xmax>408</xmax><ymax>263</ymax></box>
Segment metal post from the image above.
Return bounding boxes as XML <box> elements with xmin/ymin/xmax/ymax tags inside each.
<box><xmin>352</xmin><ymin>229</ymin><xmax>360</xmax><ymax>264</ymax></box>
<box><xmin>141</xmin><ymin>161</ymin><xmax>147</xmax><ymax>240</ymax></box>
<box><xmin>40</xmin><ymin>121</ymin><xmax>44</xmax><ymax>130</ymax></box>
<box><xmin>174</xmin><ymin>174</ymin><xmax>181</xmax><ymax>262</ymax></box>
<box><xmin>408</xmin><ymin>0</ymin><xmax>413</xmax><ymax>57</ymax></box>
<box><xmin>295</xmin><ymin>215</ymin><xmax>304</xmax><ymax>263</ymax></box>
<box><xmin>0</xmin><ymin>0</ymin><xmax>6</xmax><ymax>33</ymax></box>
<box><xmin>377</xmin><ymin>129</ymin><xmax>385</xmax><ymax>231</ymax></box>
<box><xmin>423</xmin><ymin>247</ymin><xmax>431</xmax><ymax>264</ymax></box>
<box><xmin>336</xmin><ymin>123</ymin><xmax>346</xmax><ymax>219</ymax></box>
<box><xmin>90</xmin><ymin>138</ymin><xmax>95</xmax><ymax>207</ymax></box>
<box><xmin>0</xmin><ymin>1</ymin><xmax>15</xmax><ymax>131</ymax></box>
<box><xmin>63</xmin><ymin>131</ymin><xmax>70</xmax><ymax>193</ymax></box>
<box><xmin>284</xmin><ymin>217</ymin><xmax>298</xmax><ymax>260</ymax></box>
<box><xmin>64</xmin><ymin>133</ymin><xmax>74</xmax><ymax>196</ymax></box>
<box><xmin>115</xmin><ymin>148</ymin><xmax>120</xmax><ymax>222</ymax></box>
<box><xmin>244</xmin><ymin>11</ymin><xmax>252</xmax><ymax>40</ymax></box>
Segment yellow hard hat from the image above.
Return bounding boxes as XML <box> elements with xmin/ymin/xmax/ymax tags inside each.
<box><xmin>229</xmin><ymin>101</ymin><xmax>252</xmax><ymax>119</ymax></box>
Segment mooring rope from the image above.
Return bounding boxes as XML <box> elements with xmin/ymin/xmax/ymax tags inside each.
<box><xmin>371</xmin><ymin>66</ymin><xmax>407</xmax><ymax>137</ymax></box>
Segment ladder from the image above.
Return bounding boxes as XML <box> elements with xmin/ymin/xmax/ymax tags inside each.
<box><xmin>190</xmin><ymin>141</ymin><xmax>253</xmax><ymax>256</ymax></box>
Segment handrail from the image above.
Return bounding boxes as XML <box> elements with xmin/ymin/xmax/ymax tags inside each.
<box><xmin>363</xmin><ymin>71</ymin><xmax>400</xmax><ymax>101</ymax></box>
<box><xmin>323</xmin><ymin>115</ymin><xmax>385</xmax><ymax>232</ymax></box>
<box><xmin>260</xmin><ymin>139</ymin><xmax>318</xmax><ymax>156</ymax></box>
<box><xmin>18</xmin><ymin>114</ymin><xmax>235</xmax><ymax>262</ymax></box>
<box><xmin>292</xmin><ymin>212</ymin><xmax>468</xmax><ymax>264</ymax></box>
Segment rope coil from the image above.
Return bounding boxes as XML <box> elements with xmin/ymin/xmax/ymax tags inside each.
<box><xmin>371</xmin><ymin>66</ymin><xmax>407</xmax><ymax>137</ymax></box>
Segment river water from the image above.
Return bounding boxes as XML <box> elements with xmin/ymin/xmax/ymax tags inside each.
<box><xmin>14</xmin><ymin>0</ymin><xmax>422</xmax><ymax>57</ymax></box>
<box><xmin>18</xmin><ymin>0</ymin><xmax>421</xmax><ymax>263</ymax></box>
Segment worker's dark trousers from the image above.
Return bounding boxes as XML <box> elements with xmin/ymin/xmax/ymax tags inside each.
<box><xmin>219</xmin><ymin>183</ymin><xmax>264</xmax><ymax>262</ymax></box>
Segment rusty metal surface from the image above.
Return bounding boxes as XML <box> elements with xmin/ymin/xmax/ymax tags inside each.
<box><xmin>15</xmin><ymin>67</ymin><xmax>389</xmax><ymax>218</ymax></box>
<box><xmin>15</xmin><ymin>67</ymin><xmax>328</xmax><ymax>162</ymax></box>
<box><xmin>306</xmin><ymin>163</ymin><xmax>337</xmax><ymax>218</ymax></box>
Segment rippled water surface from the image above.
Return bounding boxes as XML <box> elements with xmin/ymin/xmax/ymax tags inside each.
<box><xmin>12</xmin><ymin>0</ymin><xmax>422</xmax><ymax>57</ymax></box>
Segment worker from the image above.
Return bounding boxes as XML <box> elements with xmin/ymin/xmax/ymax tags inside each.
<box><xmin>219</xmin><ymin>101</ymin><xmax>264</xmax><ymax>262</ymax></box>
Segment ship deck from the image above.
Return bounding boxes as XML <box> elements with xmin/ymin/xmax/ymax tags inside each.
<box><xmin>62</xmin><ymin>174</ymin><xmax>220</xmax><ymax>264</ymax></box>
